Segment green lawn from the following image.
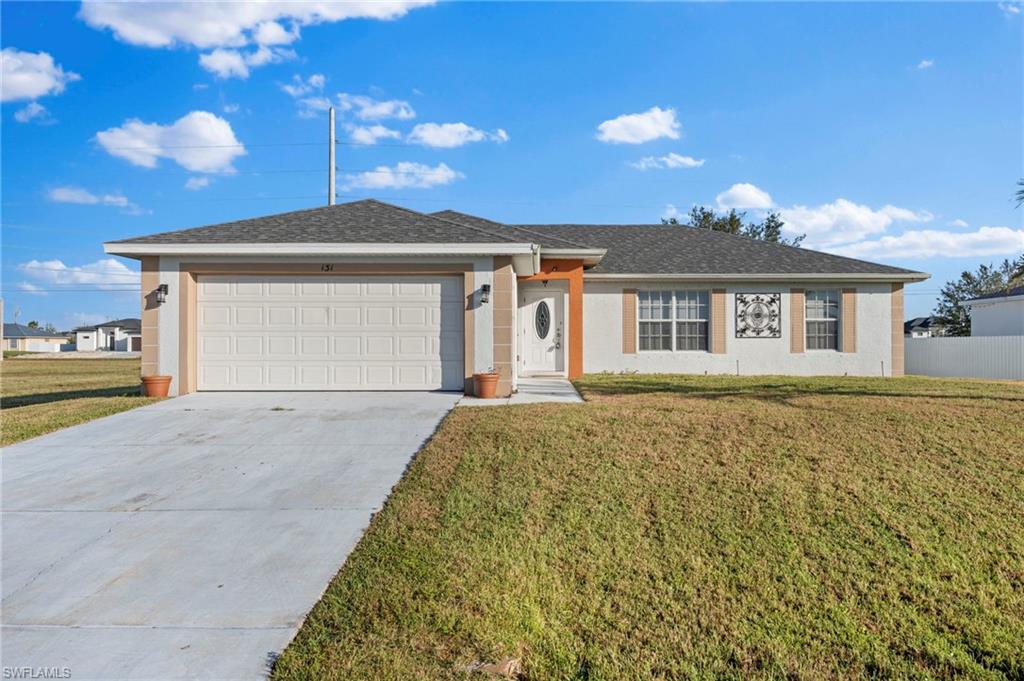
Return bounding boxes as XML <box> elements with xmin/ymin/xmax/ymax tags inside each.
<box><xmin>273</xmin><ymin>375</ymin><xmax>1024</xmax><ymax>680</ymax></box>
<box><xmin>1</xmin><ymin>357</ymin><xmax>158</xmax><ymax>446</ymax></box>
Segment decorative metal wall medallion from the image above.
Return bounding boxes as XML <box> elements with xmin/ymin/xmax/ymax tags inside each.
<box><xmin>535</xmin><ymin>301</ymin><xmax>551</xmax><ymax>339</ymax></box>
<box><xmin>735</xmin><ymin>293</ymin><xmax>781</xmax><ymax>338</ymax></box>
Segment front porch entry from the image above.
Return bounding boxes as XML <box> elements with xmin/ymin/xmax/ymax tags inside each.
<box><xmin>519</xmin><ymin>282</ymin><xmax>566</xmax><ymax>376</ymax></box>
<box><xmin>516</xmin><ymin>258</ymin><xmax>584</xmax><ymax>379</ymax></box>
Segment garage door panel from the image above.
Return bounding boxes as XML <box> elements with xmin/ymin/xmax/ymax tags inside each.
<box><xmin>198</xmin><ymin>275</ymin><xmax>464</xmax><ymax>391</ymax></box>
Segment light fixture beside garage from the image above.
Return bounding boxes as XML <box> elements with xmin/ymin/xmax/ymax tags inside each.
<box><xmin>480</xmin><ymin>284</ymin><xmax>491</xmax><ymax>304</ymax></box>
<box><xmin>155</xmin><ymin>283</ymin><xmax>168</xmax><ymax>305</ymax></box>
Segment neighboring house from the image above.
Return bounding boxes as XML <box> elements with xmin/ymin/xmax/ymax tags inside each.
<box><xmin>103</xmin><ymin>199</ymin><xmax>928</xmax><ymax>397</ymax></box>
<box><xmin>2</xmin><ymin>323</ymin><xmax>70</xmax><ymax>352</ymax></box>
<box><xmin>904</xmin><ymin>316</ymin><xmax>946</xmax><ymax>338</ymax></box>
<box><xmin>964</xmin><ymin>285</ymin><xmax>1024</xmax><ymax>336</ymax></box>
<box><xmin>74</xmin><ymin>319</ymin><xmax>142</xmax><ymax>352</ymax></box>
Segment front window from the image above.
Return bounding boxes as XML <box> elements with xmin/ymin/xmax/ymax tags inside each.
<box><xmin>806</xmin><ymin>289</ymin><xmax>839</xmax><ymax>350</ymax></box>
<box><xmin>639</xmin><ymin>290</ymin><xmax>709</xmax><ymax>351</ymax></box>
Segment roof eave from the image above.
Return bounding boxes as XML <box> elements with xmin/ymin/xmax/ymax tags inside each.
<box><xmin>964</xmin><ymin>293</ymin><xmax>1024</xmax><ymax>306</ymax></box>
<box><xmin>538</xmin><ymin>247</ymin><xmax>607</xmax><ymax>266</ymax></box>
<box><xmin>584</xmin><ymin>271</ymin><xmax>930</xmax><ymax>282</ymax></box>
<box><xmin>103</xmin><ymin>242</ymin><xmax>538</xmax><ymax>258</ymax></box>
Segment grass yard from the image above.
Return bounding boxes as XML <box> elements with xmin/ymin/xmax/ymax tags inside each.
<box><xmin>274</xmin><ymin>375</ymin><xmax>1024</xmax><ymax>680</ymax></box>
<box><xmin>1</xmin><ymin>357</ymin><xmax>158</xmax><ymax>446</ymax></box>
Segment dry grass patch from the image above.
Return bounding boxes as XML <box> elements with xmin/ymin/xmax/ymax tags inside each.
<box><xmin>1</xmin><ymin>357</ymin><xmax>157</xmax><ymax>446</ymax></box>
<box><xmin>274</xmin><ymin>375</ymin><xmax>1024</xmax><ymax>680</ymax></box>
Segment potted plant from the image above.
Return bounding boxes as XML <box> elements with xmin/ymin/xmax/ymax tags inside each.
<box><xmin>473</xmin><ymin>368</ymin><xmax>500</xmax><ymax>399</ymax></box>
<box><xmin>141</xmin><ymin>375</ymin><xmax>172</xmax><ymax>397</ymax></box>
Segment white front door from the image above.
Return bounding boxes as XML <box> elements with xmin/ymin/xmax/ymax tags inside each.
<box><xmin>520</xmin><ymin>289</ymin><xmax>564</xmax><ymax>375</ymax></box>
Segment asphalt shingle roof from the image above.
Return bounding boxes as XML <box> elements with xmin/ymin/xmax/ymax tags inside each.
<box><xmin>968</xmin><ymin>285</ymin><xmax>1024</xmax><ymax>302</ymax></box>
<box><xmin>110</xmin><ymin>199</ymin><xmax>923</xmax><ymax>278</ymax></box>
<box><xmin>3</xmin><ymin>323</ymin><xmax>66</xmax><ymax>338</ymax></box>
<box><xmin>510</xmin><ymin>224</ymin><xmax>921</xmax><ymax>276</ymax></box>
<box><xmin>110</xmin><ymin>199</ymin><xmax>522</xmax><ymax>245</ymax></box>
<box><xmin>72</xmin><ymin>318</ymin><xmax>141</xmax><ymax>333</ymax></box>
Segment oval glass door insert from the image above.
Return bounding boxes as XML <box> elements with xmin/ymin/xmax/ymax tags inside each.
<box><xmin>535</xmin><ymin>301</ymin><xmax>551</xmax><ymax>339</ymax></box>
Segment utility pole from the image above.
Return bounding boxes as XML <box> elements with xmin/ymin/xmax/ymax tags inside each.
<box><xmin>328</xmin><ymin>106</ymin><xmax>336</xmax><ymax>206</ymax></box>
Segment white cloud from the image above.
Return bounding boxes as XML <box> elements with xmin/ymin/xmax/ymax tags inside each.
<box><xmin>998</xmin><ymin>2</ymin><xmax>1021</xmax><ymax>16</ymax></box>
<box><xmin>406</xmin><ymin>122</ymin><xmax>508</xmax><ymax>148</ymax></box>
<box><xmin>198</xmin><ymin>45</ymin><xmax>294</xmax><ymax>79</ymax></box>
<box><xmin>95</xmin><ymin>111</ymin><xmax>245</xmax><ymax>173</ymax></box>
<box><xmin>47</xmin><ymin>185</ymin><xmax>142</xmax><ymax>213</ymax></box>
<box><xmin>715</xmin><ymin>183</ymin><xmax>774</xmax><ymax>210</ymax></box>
<box><xmin>253</xmin><ymin>20</ymin><xmax>297</xmax><ymax>46</ymax></box>
<box><xmin>596</xmin><ymin>106</ymin><xmax>681</xmax><ymax>144</ymax></box>
<box><xmin>948</xmin><ymin>218</ymin><xmax>970</xmax><ymax>228</ymax></box>
<box><xmin>662</xmin><ymin>204</ymin><xmax>683</xmax><ymax>221</ymax></box>
<box><xmin>17</xmin><ymin>282</ymin><xmax>47</xmax><ymax>296</ymax></box>
<box><xmin>337</xmin><ymin>93</ymin><xmax>415</xmax><ymax>120</ymax></box>
<box><xmin>295</xmin><ymin>97</ymin><xmax>332</xmax><ymax>119</ymax></box>
<box><xmin>17</xmin><ymin>258</ymin><xmax>140</xmax><ymax>290</ymax></box>
<box><xmin>1</xmin><ymin>48</ymin><xmax>80</xmax><ymax>102</ymax></box>
<box><xmin>630</xmin><ymin>152</ymin><xmax>704</xmax><ymax>170</ymax></box>
<box><xmin>79</xmin><ymin>1</ymin><xmax>434</xmax><ymax>48</ymax></box>
<box><xmin>223</xmin><ymin>103</ymin><xmax>240</xmax><ymax>114</ymax></box>
<box><xmin>828</xmin><ymin>226</ymin><xmax>1024</xmax><ymax>259</ymax></box>
<box><xmin>916</xmin><ymin>59</ymin><xmax>934</xmax><ymax>70</ymax></box>
<box><xmin>280</xmin><ymin>73</ymin><xmax>325</xmax><ymax>97</ymax></box>
<box><xmin>348</xmin><ymin>124</ymin><xmax>401</xmax><ymax>145</ymax></box>
<box><xmin>782</xmin><ymin>198</ymin><xmax>933</xmax><ymax>246</ymax></box>
<box><xmin>185</xmin><ymin>177</ymin><xmax>211</xmax><ymax>191</ymax></box>
<box><xmin>79</xmin><ymin>1</ymin><xmax>434</xmax><ymax>74</ymax></box>
<box><xmin>14</xmin><ymin>101</ymin><xmax>51</xmax><ymax>124</ymax></box>
<box><xmin>342</xmin><ymin>162</ymin><xmax>463</xmax><ymax>190</ymax></box>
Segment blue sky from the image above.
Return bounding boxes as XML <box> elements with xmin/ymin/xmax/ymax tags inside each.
<box><xmin>2</xmin><ymin>1</ymin><xmax>1022</xmax><ymax>328</ymax></box>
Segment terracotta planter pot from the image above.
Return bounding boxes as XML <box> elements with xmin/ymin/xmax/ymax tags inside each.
<box><xmin>141</xmin><ymin>375</ymin><xmax>172</xmax><ymax>397</ymax></box>
<box><xmin>473</xmin><ymin>372</ymin><xmax>500</xmax><ymax>399</ymax></box>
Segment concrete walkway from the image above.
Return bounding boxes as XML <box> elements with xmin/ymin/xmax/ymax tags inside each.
<box><xmin>459</xmin><ymin>376</ymin><xmax>584</xmax><ymax>406</ymax></box>
<box><xmin>1</xmin><ymin>391</ymin><xmax>459</xmax><ymax>680</ymax></box>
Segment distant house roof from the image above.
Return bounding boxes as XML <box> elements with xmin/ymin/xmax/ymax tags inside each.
<box><xmin>104</xmin><ymin>199</ymin><xmax>926</xmax><ymax>280</ymax></box>
<box><xmin>965</xmin><ymin>285</ymin><xmax>1024</xmax><ymax>304</ymax></box>
<box><xmin>2</xmin><ymin>323</ymin><xmax>66</xmax><ymax>338</ymax></box>
<box><xmin>73</xmin><ymin>318</ymin><xmax>141</xmax><ymax>333</ymax></box>
<box><xmin>904</xmin><ymin>316</ymin><xmax>945</xmax><ymax>334</ymax></box>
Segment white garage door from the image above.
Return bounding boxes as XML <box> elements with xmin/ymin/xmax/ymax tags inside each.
<box><xmin>197</xmin><ymin>275</ymin><xmax>465</xmax><ymax>391</ymax></box>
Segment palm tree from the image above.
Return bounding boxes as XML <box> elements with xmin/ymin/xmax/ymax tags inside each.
<box><xmin>1017</xmin><ymin>178</ymin><xmax>1024</xmax><ymax>208</ymax></box>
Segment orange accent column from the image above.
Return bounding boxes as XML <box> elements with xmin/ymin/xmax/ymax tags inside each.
<box><xmin>518</xmin><ymin>258</ymin><xmax>585</xmax><ymax>379</ymax></box>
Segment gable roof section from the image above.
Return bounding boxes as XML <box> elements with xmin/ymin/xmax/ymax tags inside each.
<box><xmin>108</xmin><ymin>199</ymin><xmax>524</xmax><ymax>246</ymax></box>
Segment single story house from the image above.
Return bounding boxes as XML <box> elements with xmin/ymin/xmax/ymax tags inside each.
<box><xmin>74</xmin><ymin>318</ymin><xmax>142</xmax><ymax>352</ymax></box>
<box><xmin>964</xmin><ymin>285</ymin><xmax>1024</xmax><ymax>336</ymax></box>
<box><xmin>2</xmin><ymin>323</ymin><xmax>70</xmax><ymax>352</ymax></box>
<box><xmin>104</xmin><ymin>199</ymin><xmax>928</xmax><ymax>397</ymax></box>
<box><xmin>903</xmin><ymin>316</ymin><xmax>946</xmax><ymax>338</ymax></box>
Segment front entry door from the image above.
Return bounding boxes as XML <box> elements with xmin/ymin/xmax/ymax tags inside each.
<box><xmin>520</xmin><ymin>289</ymin><xmax>564</xmax><ymax>374</ymax></box>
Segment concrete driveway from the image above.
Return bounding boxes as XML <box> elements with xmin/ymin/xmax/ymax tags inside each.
<box><xmin>1</xmin><ymin>392</ymin><xmax>459</xmax><ymax>680</ymax></box>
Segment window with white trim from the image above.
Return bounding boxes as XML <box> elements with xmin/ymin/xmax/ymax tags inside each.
<box><xmin>638</xmin><ymin>290</ymin><xmax>709</xmax><ymax>351</ymax></box>
<box><xmin>805</xmin><ymin>289</ymin><xmax>839</xmax><ymax>350</ymax></box>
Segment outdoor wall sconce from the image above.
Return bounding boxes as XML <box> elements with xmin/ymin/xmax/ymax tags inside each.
<box><xmin>480</xmin><ymin>284</ymin><xmax>491</xmax><ymax>304</ymax></box>
<box><xmin>155</xmin><ymin>283</ymin><xmax>169</xmax><ymax>305</ymax></box>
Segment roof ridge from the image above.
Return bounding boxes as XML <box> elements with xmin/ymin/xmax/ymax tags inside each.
<box><xmin>432</xmin><ymin>210</ymin><xmax>593</xmax><ymax>249</ymax></box>
<box><xmin>367</xmin><ymin>200</ymin><xmax>526</xmax><ymax>245</ymax></box>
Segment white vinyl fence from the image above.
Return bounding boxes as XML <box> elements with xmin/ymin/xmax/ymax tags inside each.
<box><xmin>905</xmin><ymin>336</ymin><xmax>1024</xmax><ymax>381</ymax></box>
